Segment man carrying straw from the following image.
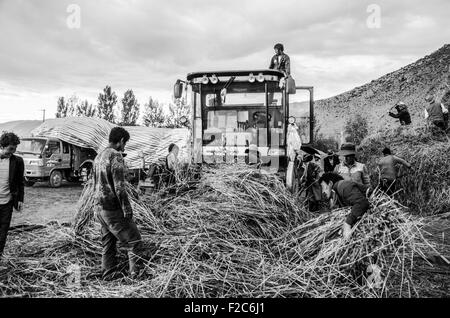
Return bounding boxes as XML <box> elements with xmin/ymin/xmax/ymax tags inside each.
<box><xmin>92</xmin><ymin>127</ymin><xmax>145</xmax><ymax>280</ymax></box>
<box><xmin>319</xmin><ymin>173</ymin><xmax>370</xmax><ymax>239</ymax></box>
<box><xmin>377</xmin><ymin>147</ymin><xmax>411</xmax><ymax>197</ymax></box>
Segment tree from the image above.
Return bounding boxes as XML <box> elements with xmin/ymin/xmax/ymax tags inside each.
<box><xmin>55</xmin><ymin>97</ymin><xmax>68</xmax><ymax>118</ymax></box>
<box><xmin>142</xmin><ymin>97</ymin><xmax>167</xmax><ymax>128</ymax></box>
<box><xmin>344</xmin><ymin>114</ymin><xmax>369</xmax><ymax>145</ymax></box>
<box><xmin>97</xmin><ymin>85</ymin><xmax>117</xmax><ymax>123</ymax></box>
<box><xmin>76</xmin><ymin>100</ymin><xmax>97</xmax><ymax>117</ymax></box>
<box><xmin>165</xmin><ymin>97</ymin><xmax>191</xmax><ymax>128</ymax></box>
<box><xmin>119</xmin><ymin>90</ymin><xmax>140</xmax><ymax>126</ymax></box>
<box><xmin>66</xmin><ymin>95</ymin><xmax>79</xmax><ymax>117</ymax></box>
<box><xmin>56</xmin><ymin>95</ymin><xmax>78</xmax><ymax>118</ymax></box>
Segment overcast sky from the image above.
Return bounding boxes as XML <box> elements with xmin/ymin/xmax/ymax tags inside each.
<box><xmin>0</xmin><ymin>0</ymin><xmax>449</xmax><ymax>123</ymax></box>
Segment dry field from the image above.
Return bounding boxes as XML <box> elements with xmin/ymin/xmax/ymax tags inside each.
<box><xmin>1</xmin><ymin>168</ymin><xmax>449</xmax><ymax>298</ymax></box>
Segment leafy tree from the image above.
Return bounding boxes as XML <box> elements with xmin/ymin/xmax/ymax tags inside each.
<box><xmin>344</xmin><ymin>114</ymin><xmax>369</xmax><ymax>145</ymax></box>
<box><xmin>56</xmin><ymin>96</ymin><xmax>79</xmax><ymax>118</ymax></box>
<box><xmin>66</xmin><ymin>95</ymin><xmax>79</xmax><ymax>117</ymax></box>
<box><xmin>142</xmin><ymin>97</ymin><xmax>167</xmax><ymax>128</ymax></box>
<box><xmin>97</xmin><ymin>85</ymin><xmax>117</xmax><ymax>123</ymax></box>
<box><xmin>165</xmin><ymin>97</ymin><xmax>191</xmax><ymax>128</ymax></box>
<box><xmin>76</xmin><ymin>100</ymin><xmax>97</xmax><ymax>117</ymax></box>
<box><xmin>56</xmin><ymin>97</ymin><xmax>68</xmax><ymax>118</ymax></box>
<box><xmin>119</xmin><ymin>89</ymin><xmax>140</xmax><ymax>126</ymax></box>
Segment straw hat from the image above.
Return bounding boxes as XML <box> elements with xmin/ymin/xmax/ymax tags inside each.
<box><xmin>338</xmin><ymin>143</ymin><xmax>356</xmax><ymax>156</ymax></box>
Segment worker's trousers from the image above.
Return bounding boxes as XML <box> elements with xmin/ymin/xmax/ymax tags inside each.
<box><xmin>433</xmin><ymin>120</ymin><xmax>446</xmax><ymax>131</ymax></box>
<box><xmin>0</xmin><ymin>201</ymin><xmax>13</xmax><ymax>258</ymax></box>
<box><xmin>96</xmin><ymin>208</ymin><xmax>144</xmax><ymax>276</ymax></box>
<box><xmin>306</xmin><ymin>182</ymin><xmax>322</xmax><ymax>212</ymax></box>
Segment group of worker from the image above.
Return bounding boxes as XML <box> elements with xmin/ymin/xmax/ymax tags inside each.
<box><xmin>0</xmin><ymin>127</ymin><xmax>180</xmax><ymax>279</ymax></box>
<box><xmin>299</xmin><ymin>141</ymin><xmax>412</xmax><ymax>239</ymax></box>
<box><xmin>388</xmin><ymin>91</ymin><xmax>449</xmax><ymax>132</ymax></box>
<box><xmin>1</xmin><ymin>43</ymin><xmax>445</xmax><ymax>280</ymax></box>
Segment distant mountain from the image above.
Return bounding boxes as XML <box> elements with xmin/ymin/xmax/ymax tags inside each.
<box><xmin>0</xmin><ymin>120</ymin><xmax>42</xmax><ymax>138</ymax></box>
<box><xmin>314</xmin><ymin>44</ymin><xmax>450</xmax><ymax>138</ymax></box>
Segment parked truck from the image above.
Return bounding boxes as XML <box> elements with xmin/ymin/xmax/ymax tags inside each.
<box><xmin>16</xmin><ymin>137</ymin><xmax>96</xmax><ymax>187</ymax></box>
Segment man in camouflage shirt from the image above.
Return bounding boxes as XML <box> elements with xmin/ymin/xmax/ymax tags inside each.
<box><xmin>93</xmin><ymin>127</ymin><xmax>144</xmax><ymax>280</ymax></box>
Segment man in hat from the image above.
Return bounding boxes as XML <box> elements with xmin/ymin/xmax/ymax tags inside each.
<box><xmin>323</xmin><ymin>150</ymin><xmax>340</xmax><ymax>173</ymax></box>
<box><xmin>319</xmin><ymin>172</ymin><xmax>370</xmax><ymax>239</ymax></box>
<box><xmin>269</xmin><ymin>43</ymin><xmax>291</xmax><ymax>77</ymax></box>
<box><xmin>389</xmin><ymin>102</ymin><xmax>411</xmax><ymax>126</ymax></box>
<box><xmin>377</xmin><ymin>147</ymin><xmax>411</xmax><ymax>197</ymax></box>
<box><xmin>424</xmin><ymin>94</ymin><xmax>448</xmax><ymax>131</ymax></box>
<box><xmin>334</xmin><ymin>143</ymin><xmax>371</xmax><ymax>191</ymax></box>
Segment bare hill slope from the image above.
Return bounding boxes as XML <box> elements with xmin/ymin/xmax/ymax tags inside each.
<box><xmin>315</xmin><ymin>44</ymin><xmax>450</xmax><ymax>138</ymax></box>
<box><xmin>0</xmin><ymin>120</ymin><xmax>42</xmax><ymax>138</ymax></box>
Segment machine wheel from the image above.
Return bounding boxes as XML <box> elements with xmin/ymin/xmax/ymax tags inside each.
<box><xmin>49</xmin><ymin>170</ymin><xmax>63</xmax><ymax>188</ymax></box>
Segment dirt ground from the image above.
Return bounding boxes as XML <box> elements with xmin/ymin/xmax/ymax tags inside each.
<box><xmin>11</xmin><ymin>182</ymin><xmax>83</xmax><ymax>226</ymax></box>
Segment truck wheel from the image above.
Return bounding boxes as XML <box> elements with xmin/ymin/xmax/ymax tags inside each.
<box><xmin>49</xmin><ymin>170</ymin><xmax>63</xmax><ymax>188</ymax></box>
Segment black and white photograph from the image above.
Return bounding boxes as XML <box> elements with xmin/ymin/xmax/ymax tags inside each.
<box><xmin>0</xmin><ymin>0</ymin><xmax>449</xmax><ymax>305</ymax></box>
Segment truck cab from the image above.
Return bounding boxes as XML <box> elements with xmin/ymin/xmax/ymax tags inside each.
<box><xmin>174</xmin><ymin>70</ymin><xmax>314</xmax><ymax>176</ymax></box>
<box><xmin>16</xmin><ymin>137</ymin><xmax>96</xmax><ymax>187</ymax></box>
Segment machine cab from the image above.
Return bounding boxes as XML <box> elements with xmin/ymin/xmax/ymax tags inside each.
<box><xmin>175</xmin><ymin>70</ymin><xmax>314</xmax><ymax>171</ymax></box>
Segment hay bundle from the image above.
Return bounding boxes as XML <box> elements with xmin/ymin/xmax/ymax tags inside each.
<box><xmin>74</xmin><ymin>164</ymin><xmax>309</xmax><ymax>239</ymax></box>
<box><xmin>145</xmin><ymin>165</ymin><xmax>309</xmax><ymax>240</ymax></box>
<box><xmin>2</xmin><ymin>166</ymin><xmax>445</xmax><ymax>298</ymax></box>
<box><xmin>274</xmin><ymin>191</ymin><xmax>440</xmax><ymax>297</ymax></box>
<box><xmin>73</xmin><ymin>179</ymin><xmax>164</xmax><ymax>236</ymax></box>
<box><xmin>359</xmin><ymin>126</ymin><xmax>450</xmax><ymax>215</ymax></box>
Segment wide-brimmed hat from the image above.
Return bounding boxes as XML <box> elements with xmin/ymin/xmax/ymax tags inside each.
<box><xmin>396</xmin><ymin>102</ymin><xmax>407</xmax><ymax>110</ymax></box>
<box><xmin>338</xmin><ymin>143</ymin><xmax>356</xmax><ymax>156</ymax></box>
<box><xmin>324</xmin><ymin>150</ymin><xmax>335</xmax><ymax>158</ymax></box>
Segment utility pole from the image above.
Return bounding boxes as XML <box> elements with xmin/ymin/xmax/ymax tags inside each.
<box><xmin>40</xmin><ymin>109</ymin><xmax>46</xmax><ymax>122</ymax></box>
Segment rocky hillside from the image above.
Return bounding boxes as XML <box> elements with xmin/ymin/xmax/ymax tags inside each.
<box><xmin>315</xmin><ymin>44</ymin><xmax>450</xmax><ymax>138</ymax></box>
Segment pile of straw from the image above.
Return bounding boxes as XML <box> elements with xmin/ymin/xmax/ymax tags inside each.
<box><xmin>359</xmin><ymin>126</ymin><xmax>450</xmax><ymax>215</ymax></box>
<box><xmin>1</xmin><ymin>166</ymin><xmax>445</xmax><ymax>298</ymax></box>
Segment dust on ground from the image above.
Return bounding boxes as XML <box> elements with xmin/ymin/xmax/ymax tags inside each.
<box><xmin>11</xmin><ymin>182</ymin><xmax>83</xmax><ymax>226</ymax></box>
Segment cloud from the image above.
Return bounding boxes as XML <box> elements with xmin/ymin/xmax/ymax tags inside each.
<box><xmin>0</xmin><ymin>0</ymin><xmax>449</xmax><ymax>122</ymax></box>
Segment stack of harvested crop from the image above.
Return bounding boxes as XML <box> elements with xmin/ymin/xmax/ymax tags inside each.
<box><xmin>274</xmin><ymin>191</ymin><xmax>442</xmax><ymax>297</ymax></box>
<box><xmin>358</xmin><ymin>126</ymin><xmax>450</xmax><ymax>215</ymax></box>
<box><xmin>2</xmin><ymin>166</ymin><xmax>444</xmax><ymax>298</ymax></box>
